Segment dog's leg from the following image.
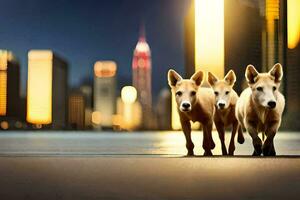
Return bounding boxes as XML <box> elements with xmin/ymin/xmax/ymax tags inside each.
<box><xmin>215</xmin><ymin>123</ymin><xmax>227</xmax><ymax>155</ymax></box>
<box><xmin>228</xmin><ymin>122</ymin><xmax>238</xmax><ymax>155</ymax></box>
<box><xmin>263</xmin><ymin>121</ymin><xmax>278</xmax><ymax>156</ymax></box>
<box><xmin>180</xmin><ymin>119</ymin><xmax>194</xmax><ymax>156</ymax></box>
<box><xmin>203</xmin><ymin>122</ymin><xmax>214</xmax><ymax>156</ymax></box>
<box><xmin>237</xmin><ymin>125</ymin><xmax>245</xmax><ymax>144</ymax></box>
<box><xmin>247</xmin><ymin>122</ymin><xmax>262</xmax><ymax>156</ymax></box>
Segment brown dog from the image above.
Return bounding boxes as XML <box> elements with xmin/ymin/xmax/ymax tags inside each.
<box><xmin>208</xmin><ymin>70</ymin><xmax>245</xmax><ymax>155</ymax></box>
<box><xmin>235</xmin><ymin>63</ymin><xmax>285</xmax><ymax>156</ymax></box>
<box><xmin>168</xmin><ymin>69</ymin><xmax>215</xmax><ymax>156</ymax></box>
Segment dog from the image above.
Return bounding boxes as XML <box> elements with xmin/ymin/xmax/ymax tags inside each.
<box><xmin>235</xmin><ymin>63</ymin><xmax>285</xmax><ymax>156</ymax></box>
<box><xmin>207</xmin><ymin>70</ymin><xmax>245</xmax><ymax>155</ymax></box>
<box><xmin>168</xmin><ymin>69</ymin><xmax>215</xmax><ymax>156</ymax></box>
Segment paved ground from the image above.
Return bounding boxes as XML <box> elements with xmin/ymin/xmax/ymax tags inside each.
<box><xmin>0</xmin><ymin>131</ymin><xmax>299</xmax><ymax>156</ymax></box>
<box><xmin>0</xmin><ymin>131</ymin><xmax>299</xmax><ymax>200</ymax></box>
<box><xmin>0</xmin><ymin>157</ymin><xmax>299</xmax><ymax>200</ymax></box>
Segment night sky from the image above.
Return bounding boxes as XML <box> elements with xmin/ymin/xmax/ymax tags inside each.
<box><xmin>0</xmin><ymin>0</ymin><xmax>190</xmax><ymax>101</ymax></box>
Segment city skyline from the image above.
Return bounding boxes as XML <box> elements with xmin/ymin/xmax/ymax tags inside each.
<box><xmin>0</xmin><ymin>0</ymin><xmax>299</xmax><ymax>131</ymax></box>
<box><xmin>0</xmin><ymin>0</ymin><xmax>190</xmax><ymax>100</ymax></box>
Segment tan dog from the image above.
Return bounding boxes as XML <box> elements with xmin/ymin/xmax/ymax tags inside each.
<box><xmin>168</xmin><ymin>69</ymin><xmax>215</xmax><ymax>156</ymax></box>
<box><xmin>208</xmin><ymin>70</ymin><xmax>245</xmax><ymax>155</ymax></box>
<box><xmin>235</xmin><ymin>63</ymin><xmax>285</xmax><ymax>156</ymax></box>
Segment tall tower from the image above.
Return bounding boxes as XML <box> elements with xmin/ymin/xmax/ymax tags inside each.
<box><xmin>93</xmin><ymin>61</ymin><xmax>117</xmax><ymax>129</ymax></box>
<box><xmin>27</xmin><ymin>50</ymin><xmax>68</xmax><ymax>129</ymax></box>
<box><xmin>132</xmin><ymin>26</ymin><xmax>152</xmax><ymax>129</ymax></box>
<box><xmin>0</xmin><ymin>50</ymin><xmax>20</xmax><ymax>123</ymax></box>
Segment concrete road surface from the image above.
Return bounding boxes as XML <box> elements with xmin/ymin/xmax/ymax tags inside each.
<box><xmin>0</xmin><ymin>131</ymin><xmax>299</xmax><ymax>199</ymax></box>
<box><xmin>0</xmin><ymin>156</ymin><xmax>299</xmax><ymax>200</ymax></box>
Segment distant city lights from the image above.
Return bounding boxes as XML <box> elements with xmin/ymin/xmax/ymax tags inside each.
<box><xmin>121</xmin><ymin>86</ymin><xmax>137</xmax><ymax>104</ymax></box>
<box><xmin>195</xmin><ymin>0</ymin><xmax>224</xmax><ymax>78</ymax></box>
<box><xmin>27</xmin><ymin>50</ymin><xmax>53</xmax><ymax>124</ymax></box>
<box><xmin>287</xmin><ymin>0</ymin><xmax>300</xmax><ymax>49</ymax></box>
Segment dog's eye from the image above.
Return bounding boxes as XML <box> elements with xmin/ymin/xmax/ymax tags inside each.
<box><xmin>190</xmin><ymin>91</ymin><xmax>196</xmax><ymax>96</ymax></box>
<box><xmin>273</xmin><ymin>86</ymin><xmax>276</xmax><ymax>91</ymax></box>
<box><xmin>225</xmin><ymin>91</ymin><xmax>230</xmax><ymax>95</ymax></box>
<box><xmin>176</xmin><ymin>91</ymin><xmax>182</xmax><ymax>96</ymax></box>
<box><xmin>214</xmin><ymin>91</ymin><xmax>219</xmax><ymax>96</ymax></box>
<box><xmin>256</xmin><ymin>87</ymin><xmax>263</xmax><ymax>92</ymax></box>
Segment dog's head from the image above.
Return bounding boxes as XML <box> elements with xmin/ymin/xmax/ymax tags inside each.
<box><xmin>245</xmin><ymin>63</ymin><xmax>283</xmax><ymax>109</ymax></box>
<box><xmin>167</xmin><ymin>69</ymin><xmax>204</xmax><ymax>112</ymax></box>
<box><xmin>208</xmin><ymin>70</ymin><xmax>236</xmax><ymax>110</ymax></box>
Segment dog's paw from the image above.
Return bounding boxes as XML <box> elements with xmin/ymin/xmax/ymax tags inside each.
<box><xmin>263</xmin><ymin>145</ymin><xmax>276</xmax><ymax>156</ymax></box>
<box><xmin>187</xmin><ymin>150</ymin><xmax>194</xmax><ymax>156</ymax></box>
<box><xmin>238</xmin><ymin>135</ymin><xmax>245</xmax><ymax>144</ymax></box>
<box><xmin>203</xmin><ymin>150</ymin><xmax>213</xmax><ymax>156</ymax></box>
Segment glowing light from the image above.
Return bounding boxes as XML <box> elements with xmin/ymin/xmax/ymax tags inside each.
<box><xmin>195</xmin><ymin>0</ymin><xmax>224</xmax><ymax>78</ymax></box>
<box><xmin>27</xmin><ymin>50</ymin><xmax>53</xmax><ymax>124</ymax></box>
<box><xmin>112</xmin><ymin>114</ymin><xmax>123</xmax><ymax>126</ymax></box>
<box><xmin>0</xmin><ymin>51</ymin><xmax>9</xmax><ymax>116</ymax></box>
<box><xmin>121</xmin><ymin>86</ymin><xmax>137</xmax><ymax>104</ymax></box>
<box><xmin>0</xmin><ymin>121</ymin><xmax>8</xmax><ymax>130</ymax></box>
<box><xmin>94</xmin><ymin>61</ymin><xmax>117</xmax><ymax>78</ymax></box>
<box><xmin>265</xmin><ymin>0</ymin><xmax>279</xmax><ymax>66</ymax></box>
<box><xmin>0</xmin><ymin>71</ymin><xmax>7</xmax><ymax>116</ymax></box>
<box><xmin>118</xmin><ymin>87</ymin><xmax>142</xmax><ymax>130</ymax></box>
<box><xmin>92</xmin><ymin>111</ymin><xmax>101</xmax><ymax>125</ymax></box>
<box><xmin>135</xmin><ymin>40</ymin><xmax>150</xmax><ymax>53</ymax></box>
<box><xmin>171</xmin><ymin>95</ymin><xmax>181</xmax><ymax>130</ymax></box>
<box><xmin>288</xmin><ymin>0</ymin><xmax>300</xmax><ymax>49</ymax></box>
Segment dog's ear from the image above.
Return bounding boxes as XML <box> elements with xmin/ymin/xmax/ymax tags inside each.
<box><xmin>224</xmin><ymin>70</ymin><xmax>236</xmax><ymax>86</ymax></box>
<box><xmin>207</xmin><ymin>72</ymin><xmax>218</xmax><ymax>86</ymax></box>
<box><xmin>269</xmin><ymin>63</ymin><xmax>283</xmax><ymax>83</ymax></box>
<box><xmin>191</xmin><ymin>70</ymin><xmax>204</xmax><ymax>86</ymax></box>
<box><xmin>168</xmin><ymin>69</ymin><xmax>182</xmax><ymax>87</ymax></box>
<box><xmin>245</xmin><ymin>65</ymin><xmax>259</xmax><ymax>84</ymax></box>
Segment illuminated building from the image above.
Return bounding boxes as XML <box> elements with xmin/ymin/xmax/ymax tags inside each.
<box><xmin>0</xmin><ymin>50</ymin><xmax>21</xmax><ymax>126</ymax></box>
<box><xmin>116</xmin><ymin>86</ymin><xmax>142</xmax><ymax>130</ymax></box>
<box><xmin>261</xmin><ymin>0</ymin><xmax>285</xmax><ymax>72</ymax></box>
<box><xmin>27</xmin><ymin>50</ymin><xmax>68</xmax><ymax>129</ymax></box>
<box><xmin>156</xmin><ymin>88</ymin><xmax>171</xmax><ymax>130</ymax></box>
<box><xmin>93</xmin><ymin>61</ymin><xmax>117</xmax><ymax>129</ymax></box>
<box><xmin>80</xmin><ymin>84</ymin><xmax>93</xmax><ymax>129</ymax></box>
<box><xmin>132</xmin><ymin>26</ymin><xmax>153</xmax><ymax>129</ymax></box>
<box><xmin>68</xmin><ymin>92</ymin><xmax>85</xmax><ymax>129</ymax></box>
<box><xmin>287</xmin><ymin>0</ymin><xmax>300</xmax><ymax>49</ymax></box>
<box><xmin>284</xmin><ymin>0</ymin><xmax>300</xmax><ymax>130</ymax></box>
<box><xmin>185</xmin><ymin>0</ymin><xmax>224</xmax><ymax>79</ymax></box>
<box><xmin>181</xmin><ymin>0</ymin><xmax>225</xmax><ymax>130</ymax></box>
<box><xmin>224</xmin><ymin>0</ymin><xmax>263</xmax><ymax>93</ymax></box>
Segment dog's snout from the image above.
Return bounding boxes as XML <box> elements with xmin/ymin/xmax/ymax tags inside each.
<box><xmin>267</xmin><ymin>101</ymin><xmax>276</xmax><ymax>109</ymax></box>
<box><xmin>218</xmin><ymin>103</ymin><xmax>225</xmax><ymax>109</ymax></box>
<box><xmin>182</xmin><ymin>103</ymin><xmax>191</xmax><ymax>109</ymax></box>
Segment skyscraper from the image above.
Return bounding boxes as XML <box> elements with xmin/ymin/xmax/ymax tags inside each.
<box><xmin>284</xmin><ymin>0</ymin><xmax>300</xmax><ymax>130</ymax></box>
<box><xmin>261</xmin><ymin>0</ymin><xmax>285</xmax><ymax>72</ymax></box>
<box><xmin>93</xmin><ymin>61</ymin><xmax>117</xmax><ymax>129</ymax></box>
<box><xmin>68</xmin><ymin>91</ymin><xmax>85</xmax><ymax>130</ymax></box>
<box><xmin>156</xmin><ymin>88</ymin><xmax>171</xmax><ymax>130</ymax></box>
<box><xmin>27</xmin><ymin>50</ymin><xmax>68</xmax><ymax>129</ymax></box>
<box><xmin>184</xmin><ymin>0</ymin><xmax>225</xmax><ymax>79</ymax></box>
<box><xmin>80</xmin><ymin>84</ymin><xmax>93</xmax><ymax>129</ymax></box>
<box><xmin>185</xmin><ymin>0</ymin><xmax>263</xmax><ymax>94</ymax></box>
<box><xmin>224</xmin><ymin>0</ymin><xmax>263</xmax><ymax>93</ymax></box>
<box><xmin>132</xmin><ymin>26</ymin><xmax>152</xmax><ymax>129</ymax></box>
<box><xmin>0</xmin><ymin>50</ymin><xmax>21</xmax><ymax>127</ymax></box>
